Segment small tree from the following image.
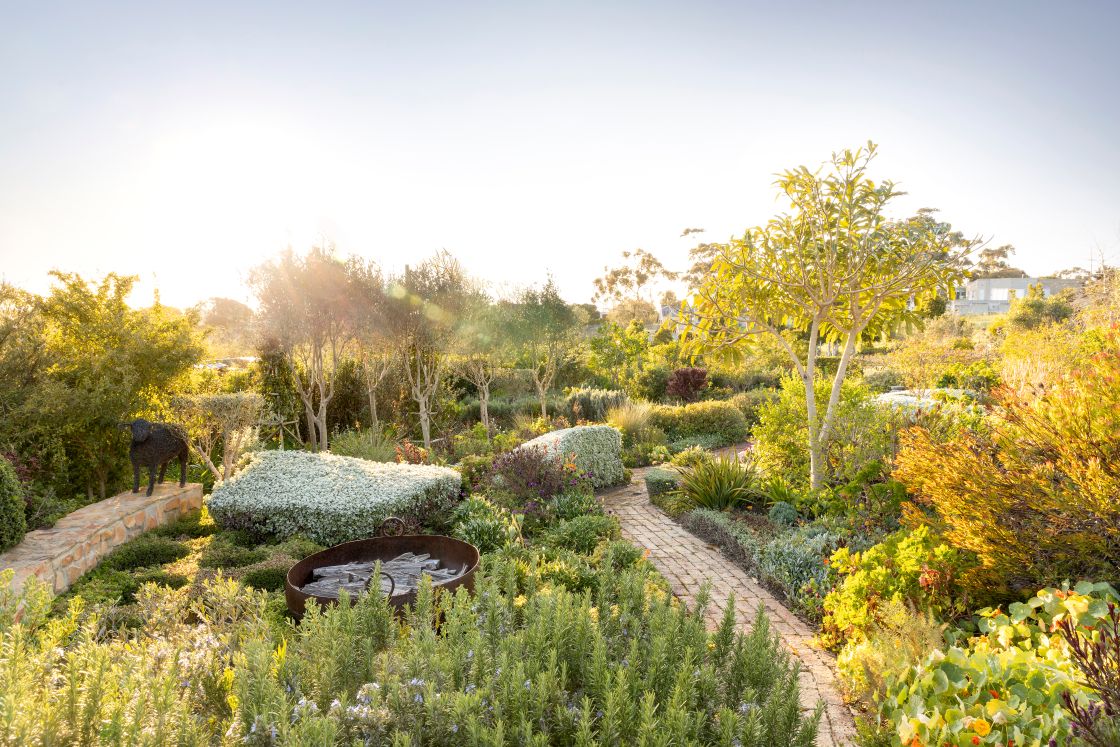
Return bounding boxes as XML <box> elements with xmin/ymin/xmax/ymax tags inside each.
<box><xmin>505</xmin><ymin>279</ymin><xmax>580</xmax><ymax>418</ymax></box>
<box><xmin>685</xmin><ymin>143</ymin><xmax>977</xmax><ymax>488</ymax></box>
<box><xmin>171</xmin><ymin>392</ymin><xmax>263</xmax><ymax>482</ymax></box>
<box><xmin>388</xmin><ymin>251</ymin><xmax>475</xmax><ymax>450</ymax></box>
<box><xmin>251</xmin><ymin>248</ymin><xmax>378</xmax><ymax>451</ymax></box>
<box><xmin>33</xmin><ymin>273</ymin><xmax>203</xmax><ymax>498</ymax></box>
<box><xmin>453</xmin><ymin>299</ymin><xmax>505</xmax><ymax>434</ymax></box>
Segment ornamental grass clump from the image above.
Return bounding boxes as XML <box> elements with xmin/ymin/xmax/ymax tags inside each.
<box><xmin>670</xmin><ymin>454</ymin><xmax>761</xmax><ymax>513</ymax></box>
<box><xmin>207</xmin><ymin>450</ymin><xmax>461</xmax><ymax>545</ymax></box>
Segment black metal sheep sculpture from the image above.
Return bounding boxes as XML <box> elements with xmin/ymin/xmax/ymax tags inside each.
<box><xmin>120</xmin><ymin>419</ymin><xmax>190</xmax><ymax>496</ymax></box>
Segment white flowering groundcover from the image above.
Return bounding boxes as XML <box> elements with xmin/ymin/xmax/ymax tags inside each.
<box><xmin>207</xmin><ymin>450</ymin><xmax>462</xmax><ymax>545</ymax></box>
<box><xmin>518</xmin><ymin>425</ymin><xmax>625</xmax><ymax>488</ymax></box>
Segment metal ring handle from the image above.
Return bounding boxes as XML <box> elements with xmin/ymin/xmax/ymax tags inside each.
<box><xmin>364</xmin><ymin>570</ymin><xmax>396</xmax><ymax>599</ymax></box>
<box><xmin>378</xmin><ymin>516</ymin><xmax>406</xmax><ymax>537</ymax></box>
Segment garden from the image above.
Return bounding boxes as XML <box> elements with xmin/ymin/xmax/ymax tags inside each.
<box><xmin>0</xmin><ymin>145</ymin><xmax>1117</xmax><ymax>746</ymax></box>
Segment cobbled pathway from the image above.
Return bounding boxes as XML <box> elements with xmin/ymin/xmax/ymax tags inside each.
<box><xmin>599</xmin><ymin>467</ymin><xmax>857</xmax><ymax>747</ymax></box>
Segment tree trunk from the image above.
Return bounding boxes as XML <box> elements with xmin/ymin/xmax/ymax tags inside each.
<box><xmin>367</xmin><ymin>384</ymin><xmax>379</xmax><ymax>428</ymax></box>
<box><xmin>418</xmin><ymin>394</ymin><xmax>432</xmax><ymax>450</ymax></box>
<box><xmin>536</xmin><ymin>378</ymin><xmax>548</xmax><ymax>419</ymax></box>
<box><xmin>479</xmin><ymin>382</ymin><xmax>490</xmax><ymax>435</ymax></box>
<box><xmin>804</xmin><ymin>319</ymin><xmax>824</xmax><ymax>490</ymax></box>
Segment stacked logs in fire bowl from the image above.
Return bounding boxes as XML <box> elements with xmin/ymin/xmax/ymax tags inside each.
<box><xmin>284</xmin><ymin>530</ymin><xmax>480</xmax><ymax>617</ymax></box>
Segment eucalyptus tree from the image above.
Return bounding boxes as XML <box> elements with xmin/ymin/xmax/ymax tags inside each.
<box><xmin>505</xmin><ymin>279</ymin><xmax>581</xmax><ymax>419</ymax></box>
<box><xmin>387</xmin><ymin>251</ymin><xmax>477</xmax><ymax>450</ymax></box>
<box><xmin>685</xmin><ymin>143</ymin><xmax>978</xmax><ymax>489</ymax></box>
<box><xmin>251</xmin><ymin>247</ymin><xmax>380</xmax><ymax>452</ymax></box>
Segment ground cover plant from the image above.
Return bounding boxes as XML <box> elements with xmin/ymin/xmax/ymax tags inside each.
<box><xmin>207</xmin><ymin>450</ymin><xmax>462</xmax><ymax>544</ymax></box>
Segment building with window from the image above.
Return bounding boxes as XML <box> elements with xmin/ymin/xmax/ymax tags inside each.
<box><xmin>948</xmin><ymin>277</ymin><xmax>1082</xmax><ymax>315</ymax></box>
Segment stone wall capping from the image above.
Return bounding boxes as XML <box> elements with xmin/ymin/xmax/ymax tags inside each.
<box><xmin>0</xmin><ymin>483</ymin><xmax>202</xmax><ymax>596</ymax></box>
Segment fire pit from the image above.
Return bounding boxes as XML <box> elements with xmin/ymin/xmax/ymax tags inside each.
<box><xmin>284</xmin><ymin>518</ymin><xmax>480</xmax><ymax>617</ymax></box>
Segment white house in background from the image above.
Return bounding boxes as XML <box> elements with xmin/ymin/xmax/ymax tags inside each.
<box><xmin>948</xmin><ymin>277</ymin><xmax>1082</xmax><ymax>316</ymax></box>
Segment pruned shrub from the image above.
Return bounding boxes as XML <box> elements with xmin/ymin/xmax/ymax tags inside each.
<box><xmin>516</xmin><ymin>425</ymin><xmax>625</xmax><ymax>488</ymax></box>
<box><xmin>207</xmin><ymin>450</ymin><xmax>461</xmax><ymax>545</ymax></box>
<box><xmin>644</xmin><ymin>468</ymin><xmax>679</xmax><ymax>499</ymax></box>
<box><xmin>650</xmin><ymin>400</ymin><xmax>750</xmax><ymax>447</ymax></box>
<box><xmin>730</xmin><ymin>388</ymin><xmax>779</xmax><ymax>427</ymax></box>
<box><xmin>199</xmin><ymin>540</ymin><xmax>269</xmax><ymax>570</ymax></box>
<box><xmin>0</xmin><ymin>456</ymin><xmax>26</xmax><ymax>552</ymax></box>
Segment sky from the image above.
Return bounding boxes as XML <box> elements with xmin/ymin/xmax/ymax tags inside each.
<box><xmin>1</xmin><ymin>1</ymin><xmax>1118</xmax><ymax>309</ymax></box>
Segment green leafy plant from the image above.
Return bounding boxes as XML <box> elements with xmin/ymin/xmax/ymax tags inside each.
<box><xmin>819</xmin><ymin>526</ymin><xmax>969</xmax><ymax>651</ymax></box>
<box><xmin>0</xmin><ymin>456</ymin><xmax>26</xmax><ymax>552</ymax></box>
<box><xmin>753</xmin><ymin>374</ymin><xmax>898</xmax><ymax>490</ymax></box>
<box><xmin>767</xmin><ymin>501</ymin><xmax>798</xmax><ymax>527</ymax></box>
<box><xmin>670</xmin><ymin>445</ymin><xmax>715</xmax><ymax>469</ymax></box>
<box><xmin>541</xmin><ymin>514</ymin><xmax>620</xmax><ymax>554</ymax></box>
<box><xmin>671</xmin><ymin>455</ymin><xmax>760</xmax><ymax>513</ymax></box>
<box><xmin>873</xmin><ymin>582</ymin><xmax>1119</xmax><ymax>747</ymax></box>
<box><xmin>757</xmin><ymin>526</ymin><xmax>840</xmax><ymax>620</ymax></box>
<box><xmin>549</xmin><ymin>490</ymin><xmax>602</xmax><ymax>521</ymax></box>
<box><xmin>450</xmin><ymin>496</ymin><xmax>518</xmax><ymax>553</ymax></box>
<box><xmin>102</xmin><ymin>534</ymin><xmax>191</xmax><ymax>572</ymax></box>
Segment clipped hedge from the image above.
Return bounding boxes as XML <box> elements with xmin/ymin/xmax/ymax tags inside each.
<box><xmin>651</xmin><ymin>400</ymin><xmax>749</xmax><ymax>447</ymax></box>
<box><xmin>518</xmin><ymin>425</ymin><xmax>626</xmax><ymax>488</ymax></box>
<box><xmin>207</xmin><ymin>450</ymin><xmax>461</xmax><ymax>545</ymax></box>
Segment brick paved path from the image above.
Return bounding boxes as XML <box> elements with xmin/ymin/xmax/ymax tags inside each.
<box><xmin>600</xmin><ymin>470</ymin><xmax>856</xmax><ymax>747</ymax></box>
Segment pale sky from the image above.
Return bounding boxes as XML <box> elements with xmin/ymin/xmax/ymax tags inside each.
<box><xmin>2</xmin><ymin>1</ymin><xmax>1118</xmax><ymax>309</ymax></box>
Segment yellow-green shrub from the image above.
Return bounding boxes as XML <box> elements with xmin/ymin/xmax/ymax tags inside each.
<box><xmin>819</xmin><ymin>526</ymin><xmax>969</xmax><ymax>651</ymax></box>
<box><xmin>894</xmin><ymin>331</ymin><xmax>1120</xmax><ymax>602</ymax></box>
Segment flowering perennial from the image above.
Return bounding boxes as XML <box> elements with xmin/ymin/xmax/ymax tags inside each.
<box><xmin>207</xmin><ymin>450</ymin><xmax>461</xmax><ymax>545</ymax></box>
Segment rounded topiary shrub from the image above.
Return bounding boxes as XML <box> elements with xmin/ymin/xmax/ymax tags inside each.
<box><xmin>0</xmin><ymin>456</ymin><xmax>27</xmax><ymax>552</ymax></box>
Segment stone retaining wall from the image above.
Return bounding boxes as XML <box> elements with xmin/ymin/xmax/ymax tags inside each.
<box><xmin>0</xmin><ymin>483</ymin><xmax>203</xmax><ymax>595</ymax></box>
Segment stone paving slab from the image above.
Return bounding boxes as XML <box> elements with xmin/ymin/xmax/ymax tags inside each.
<box><xmin>600</xmin><ymin>470</ymin><xmax>856</xmax><ymax>747</ymax></box>
<box><xmin>0</xmin><ymin>483</ymin><xmax>202</xmax><ymax>596</ymax></box>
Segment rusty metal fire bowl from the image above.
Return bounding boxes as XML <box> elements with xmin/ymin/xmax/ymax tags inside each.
<box><xmin>285</xmin><ymin>533</ymin><xmax>480</xmax><ymax>618</ymax></box>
